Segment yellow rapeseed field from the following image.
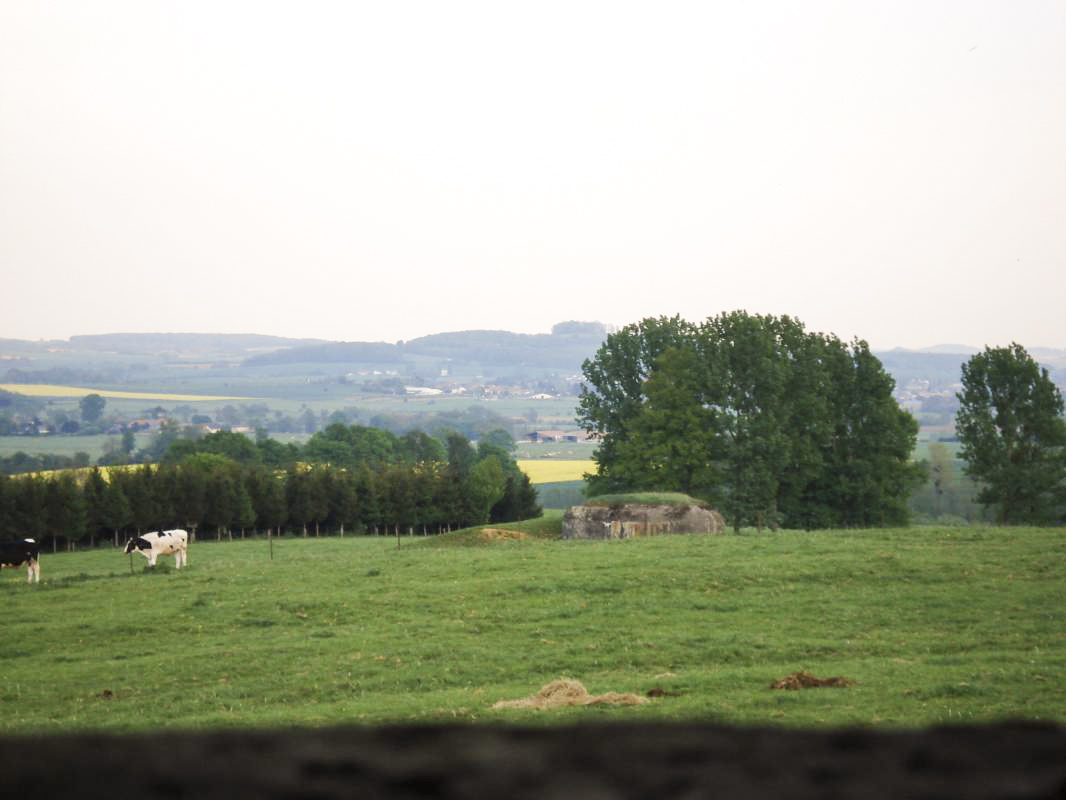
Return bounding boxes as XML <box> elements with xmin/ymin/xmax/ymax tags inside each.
<box><xmin>0</xmin><ymin>384</ymin><xmax>247</xmax><ymax>402</ymax></box>
<box><xmin>23</xmin><ymin>465</ymin><xmax>135</xmax><ymax>482</ymax></box>
<box><xmin>516</xmin><ymin>459</ymin><xmax>593</xmax><ymax>484</ymax></box>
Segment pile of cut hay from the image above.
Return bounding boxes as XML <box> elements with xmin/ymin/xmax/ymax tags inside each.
<box><xmin>492</xmin><ymin>679</ymin><xmax>647</xmax><ymax>710</ymax></box>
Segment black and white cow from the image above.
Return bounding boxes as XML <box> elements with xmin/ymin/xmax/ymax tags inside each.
<box><xmin>0</xmin><ymin>538</ymin><xmax>41</xmax><ymax>583</ymax></box>
<box><xmin>124</xmin><ymin>529</ymin><xmax>189</xmax><ymax>569</ymax></box>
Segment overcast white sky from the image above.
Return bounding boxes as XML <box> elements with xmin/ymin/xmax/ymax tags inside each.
<box><xmin>1</xmin><ymin>1</ymin><xmax>1064</xmax><ymax>350</ymax></box>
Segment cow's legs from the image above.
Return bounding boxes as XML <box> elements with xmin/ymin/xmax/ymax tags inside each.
<box><xmin>27</xmin><ymin>559</ymin><xmax>39</xmax><ymax>583</ymax></box>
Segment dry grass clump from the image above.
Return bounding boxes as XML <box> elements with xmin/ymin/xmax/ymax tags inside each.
<box><xmin>492</xmin><ymin>679</ymin><xmax>647</xmax><ymax>710</ymax></box>
<box><xmin>477</xmin><ymin>528</ymin><xmax>531</xmax><ymax>542</ymax></box>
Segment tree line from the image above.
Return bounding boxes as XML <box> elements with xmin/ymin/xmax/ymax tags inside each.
<box><xmin>0</xmin><ymin>425</ymin><xmax>541</xmax><ymax>550</ymax></box>
<box><xmin>0</xmin><ymin>450</ymin><xmax>92</xmax><ymax>476</ymax></box>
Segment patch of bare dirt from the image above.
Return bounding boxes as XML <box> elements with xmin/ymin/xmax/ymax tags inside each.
<box><xmin>646</xmin><ymin>687</ymin><xmax>685</xmax><ymax>698</ymax></box>
<box><xmin>492</xmin><ymin>679</ymin><xmax>646</xmax><ymax>710</ymax></box>
<box><xmin>770</xmin><ymin>671</ymin><xmax>856</xmax><ymax>690</ymax></box>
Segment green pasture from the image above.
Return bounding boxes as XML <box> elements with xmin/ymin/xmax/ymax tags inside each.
<box><xmin>2</xmin><ymin>523</ymin><xmax>1064</xmax><ymax>734</ymax></box>
<box><xmin>0</xmin><ymin>433</ymin><xmax>154</xmax><ymax>462</ymax></box>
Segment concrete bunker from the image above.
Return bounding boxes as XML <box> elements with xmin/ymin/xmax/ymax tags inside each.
<box><xmin>562</xmin><ymin>497</ymin><xmax>725</xmax><ymax>540</ymax></box>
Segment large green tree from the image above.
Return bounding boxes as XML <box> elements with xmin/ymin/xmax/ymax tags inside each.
<box><xmin>81</xmin><ymin>467</ymin><xmax>110</xmax><ymax>546</ymax></box>
<box><xmin>203</xmin><ymin>468</ymin><xmax>238</xmax><ymax>540</ymax></box>
<box><xmin>955</xmin><ymin>343</ymin><xmax>1066</xmax><ymax>523</ymax></box>
<box><xmin>465</xmin><ymin>455</ymin><xmax>507</xmax><ymax>525</ymax></box>
<box><xmin>303</xmin><ymin>423</ymin><xmax>399</xmax><ymax>469</ymax></box>
<box><xmin>100</xmin><ymin>478</ymin><xmax>132</xmax><ymax>546</ymax></box>
<box><xmin>819</xmin><ymin>339</ymin><xmax>922</xmax><ymax>527</ymax></box>
<box><xmin>578</xmin><ymin>315</ymin><xmax>699</xmax><ymax>497</ymax></box>
<box><xmin>115</xmin><ymin>466</ymin><xmax>162</xmax><ymax>534</ymax></box>
<box><xmin>603</xmin><ymin>345</ymin><xmax>724</xmax><ymax>501</ymax></box>
<box><xmin>709</xmin><ymin>312</ymin><xmax>792</xmax><ymax>531</ymax></box>
<box><xmin>245</xmin><ymin>467</ymin><xmax>287</xmax><ymax>537</ymax></box>
<box><xmin>79</xmin><ymin>393</ymin><xmax>106</xmax><ymax>424</ymax></box>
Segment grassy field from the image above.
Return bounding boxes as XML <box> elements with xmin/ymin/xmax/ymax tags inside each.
<box><xmin>0</xmin><ymin>433</ymin><xmax>155</xmax><ymax>461</ymax></box>
<box><xmin>1</xmin><ymin>523</ymin><xmax>1063</xmax><ymax>734</ymax></box>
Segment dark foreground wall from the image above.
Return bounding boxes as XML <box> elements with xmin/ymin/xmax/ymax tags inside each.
<box><xmin>3</xmin><ymin>722</ymin><xmax>1065</xmax><ymax>799</ymax></box>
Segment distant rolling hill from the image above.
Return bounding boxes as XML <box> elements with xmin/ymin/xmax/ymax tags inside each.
<box><xmin>66</xmin><ymin>332</ymin><xmax>325</xmax><ymax>357</ymax></box>
<box><xmin>241</xmin><ymin>322</ymin><xmax>611</xmax><ymax>372</ymax></box>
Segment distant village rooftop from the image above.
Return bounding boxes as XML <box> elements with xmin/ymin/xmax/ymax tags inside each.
<box><xmin>525</xmin><ymin>430</ymin><xmax>592</xmax><ymax>443</ymax></box>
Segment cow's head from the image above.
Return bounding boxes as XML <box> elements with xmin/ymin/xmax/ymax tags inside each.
<box><xmin>123</xmin><ymin>537</ymin><xmax>150</xmax><ymax>555</ymax></box>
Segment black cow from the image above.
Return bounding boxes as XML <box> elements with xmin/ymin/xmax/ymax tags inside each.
<box><xmin>0</xmin><ymin>538</ymin><xmax>40</xmax><ymax>583</ymax></box>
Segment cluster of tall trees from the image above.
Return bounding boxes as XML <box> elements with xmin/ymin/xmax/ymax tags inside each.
<box><xmin>0</xmin><ymin>426</ymin><xmax>541</xmax><ymax>550</ymax></box>
<box><xmin>578</xmin><ymin>312</ymin><xmax>924</xmax><ymax>530</ymax></box>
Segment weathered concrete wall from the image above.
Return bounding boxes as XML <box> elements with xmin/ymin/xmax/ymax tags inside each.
<box><xmin>562</xmin><ymin>503</ymin><xmax>726</xmax><ymax>540</ymax></box>
<box><xmin>2</xmin><ymin>722</ymin><xmax>1062</xmax><ymax>799</ymax></box>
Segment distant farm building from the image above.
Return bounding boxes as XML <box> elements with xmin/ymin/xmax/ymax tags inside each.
<box><xmin>127</xmin><ymin>418</ymin><xmax>167</xmax><ymax>432</ymax></box>
<box><xmin>525</xmin><ymin>430</ymin><xmax>589</xmax><ymax>443</ymax></box>
<box><xmin>404</xmin><ymin>386</ymin><xmax>444</xmax><ymax>397</ymax></box>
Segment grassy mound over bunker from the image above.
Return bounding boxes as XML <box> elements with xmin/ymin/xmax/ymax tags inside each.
<box><xmin>582</xmin><ymin>492</ymin><xmax>711</xmax><ymax>508</ymax></box>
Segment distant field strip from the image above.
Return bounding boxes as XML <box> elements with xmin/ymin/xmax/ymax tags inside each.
<box><xmin>0</xmin><ymin>384</ymin><xmax>248</xmax><ymax>402</ymax></box>
<box><xmin>517</xmin><ymin>459</ymin><xmax>593</xmax><ymax>484</ymax></box>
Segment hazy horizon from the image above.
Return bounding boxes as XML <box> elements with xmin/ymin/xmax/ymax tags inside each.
<box><xmin>2</xmin><ymin>2</ymin><xmax>1064</xmax><ymax>352</ymax></box>
<box><xmin>5</xmin><ymin>324</ymin><xmax>1064</xmax><ymax>357</ymax></box>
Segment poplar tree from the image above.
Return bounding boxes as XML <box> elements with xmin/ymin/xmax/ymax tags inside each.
<box><xmin>82</xmin><ymin>467</ymin><xmax>110</xmax><ymax>546</ymax></box>
<box><xmin>955</xmin><ymin>344</ymin><xmax>1066</xmax><ymax>523</ymax></box>
<box><xmin>46</xmin><ymin>472</ymin><xmax>87</xmax><ymax>549</ymax></box>
<box><xmin>101</xmin><ymin>479</ymin><xmax>132</xmax><ymax>547</ymax></box>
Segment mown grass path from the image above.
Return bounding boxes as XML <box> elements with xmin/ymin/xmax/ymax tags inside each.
<box><xmin>1</xmin><ymin>527</ymin><xmax>1063</xmax><ymax>733</ymax></box>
